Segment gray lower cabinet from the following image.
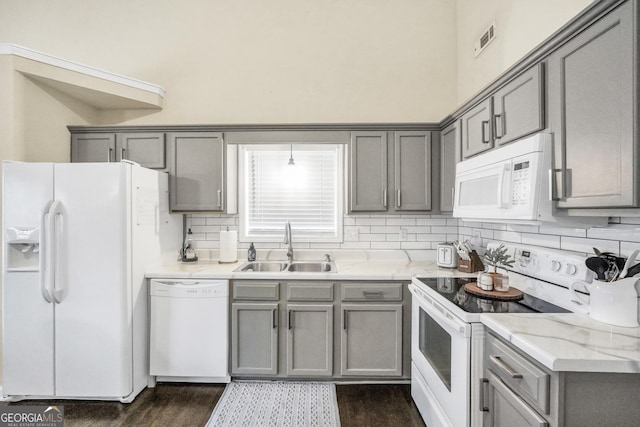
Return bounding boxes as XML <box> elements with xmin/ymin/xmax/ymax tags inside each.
<box><xmin>71</xmin><ymin>132</ymin><xmax>166</xmax><ymax>170</ymax></box>
<box><xmin>349</xmin><ymin>131</ymin><xmax>432</xmax><ymax>213</ymax></box>
<box><xmin>482</xmin><ymin>331</ymin><xmax>640</xmax><ymax>427</ymax></box>
<box><xmin>231</xmin><ymin>302</ymin><xmax>279</xmax><ymax>375</ymax></box>
<box><xmin>286</xmin><ymin>304</ymin><xmax>333</xmax><ymax>376</ymax></box>
<box><xmin>548</xmin><ymin>0</ymin><xmax>635</xmax><ymax>208</ymax></box>
<box><xmin>168</xmin><ymin>131</ymin><xmax>225</xmax><ymax>211</ymax></box>
<box><xmin>440</xmin><ymin>121</ymin><xmax>459</xmax><ymax>212</ymax></box>
<box><xmin>340</xmin><ymin>303</ymin><xmax>403</xmax><ymax>377</ymax></box>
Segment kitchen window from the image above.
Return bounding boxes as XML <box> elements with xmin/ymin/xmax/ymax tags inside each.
<box><xmin>239</xmin><ymin>143</ymin><xmax>344</xmax><ymax>242</ymax></box>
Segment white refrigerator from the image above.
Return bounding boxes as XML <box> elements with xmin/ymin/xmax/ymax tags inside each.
<box><xmin>2</xmin><ymin>161</ymin><xmax>181</xmax><ymax>402</ymax></box>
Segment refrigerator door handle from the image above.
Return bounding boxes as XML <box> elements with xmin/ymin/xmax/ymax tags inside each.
<box><xmin>48</xmin><ymin>201</ymin><xmax>66</xmax><ymax>304</ymax></box>
<box><xmin>40</xmin><ymin>200</ymin><xmax>54</xmax><ymax>303</ymax></box>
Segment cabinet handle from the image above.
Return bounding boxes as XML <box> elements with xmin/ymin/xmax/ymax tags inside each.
<box><xmin>481</xmin><ymin>120</ymin><xmax>490</xmax><ymax>143</ymax></box>
<box><xmin>490</xmin><ymin>355</ymin><xmax>523</xmax><ymax>379</ymax></box>
<box><xmin>396</xmin><ymin>190</ymin><xmax>401</xmax><ymax>208</ymax></box>
<box><xmin>272</xmin><ymin>308</ymin><xmax>278</xmax><ymax>329</ymax></box>
<box><xmin>108</xmin><ymin>148</ymin><xmax>113</xmax><ymax>162</ymax></box>
<box><xmin>363</xmin><ymin>290</ymin><xmax>384</xmax><ymax>298</ymax></box>
<box><xmin>383</xmin><ymin>190</ymin><xmax>388</xmax><ymax>208</ymax></box>
<box><xmin>494</xmin><ymin>114</ymin><xmax>504</xmax><ymax>139</ymax></box>
<box><xmin>288</xmin><ymin>310</ymin><xmax>293</xmax><ymax>330</ymax></box>
<box><xmin>343</xmin><ymin>309</ymin><xmax>347</xmax><ymax>330</ymax></box>
<box><xmin>217</xmin><ymin>190</ymin><xmax>222</xmax><ymax>208</ymax></box>
<box><xmin>479</xmin><ymin>378</ymin><xmax>489</xmax><ymax>412</ymax></box>
<box><xmin>550</xmin><ymin>168</ymin><xmax>566</xmax><ymax>200</ymax></box>
<box><xmin>121</xmin><ymin>147</ymin><xmax>126</xmax><ymax>160</ymax></box>
<box><xmin>451</xmin><ymin>187</ymin><xmax>455</xmax><ymax>207</ymax></box>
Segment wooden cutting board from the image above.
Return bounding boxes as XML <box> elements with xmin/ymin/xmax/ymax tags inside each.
<box><xmin>463</xmin><ymin>282</ymin><xmax>524</xmax><ymax>301</ymax></box>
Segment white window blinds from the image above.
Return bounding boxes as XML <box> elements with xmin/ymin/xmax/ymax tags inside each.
<box><xmin>240</xmin><ymin>144</ymin><xmax>343</xmax><ymax>241</ymax></box>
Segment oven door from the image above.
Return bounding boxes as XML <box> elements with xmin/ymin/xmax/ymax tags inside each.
<box><xmin>410</xmin><ymin>284</ymin><xmax>471</xmax><ymax>427</ymax></box>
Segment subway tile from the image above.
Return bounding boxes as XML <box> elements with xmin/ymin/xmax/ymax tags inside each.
<box><xmin>189</xmin><ymin>217</ymin><xmax>206</xmax><ymax>226</ymax></box>
<box><xmin>619</xmin><ymin>242</ymin><xmax>640</xmax><ymax>259</ymax></box>
<box><xmin>521</xmin><ymin>233</ymin><xmax>560</xmax><ymax>249</ymax></box>
<box><xmin>431</xmin><ymin>226</ymin><xmax>458</xmax><ymax>234</ymax></box>
<box><xmin>560</xmin><ymin>236</ymin><xmax>619</xmax><ymax>255</ymax></box>
<box><xmin>359</xmin><ymin>233</ymin><xmax>386</xmax><ymax>242</ymax></box>
<box><xmin>483</xmin><ymin>223</ymin><xmax>507</xmax><ymax>231</ymax></box>
<box><xmin>355</xmin><ymin>218</ymin><xmax>386</xmax><ymax>226</ymax></box>
<box><xmin>401</xmin><ymin>242</ymin><xmax>430</xmax><ymax>250</ymax></box>
<box><xmin>538</xmin><ymin>224</ymin><xmax>586</xmax><ymax>238</ymax></box>
<box><xmin>416</xmin><ymin>218</ymin><xmax>448</xmax><ymax>226</ymax></box>
<box><xmin>493</xmin><ymin>231</ymin><xmax>522</xmax><ymax>244</ymax></box>
<box><xmin>506</xmin><ymin>224</ymin><xmax>539</xmax><ymax>234</ymax></box>
<box><xmin>386</xmin><ymin>218</ymin><xmax>416</xmax><ymax>226</ymax></box>
<box><xmin>371</xmin><ymin>242</ymin><xmax>401</xmax><ymax>250</ymax></box>
<box><xmin>340</xmin><ymin>242</ymin><xmax>372</xmax><ymax>249</ymax></box>
<box><xmin>446</xmin><ymin>218</ymin><xmax>460</xmax><ymax>226</ymax></box>
<box><xmin>416</xmin><ymin>233</ymin><xmax>448</xmax><ymax>242</ymax></box>
<box><xmin>460</xmin><ymin>220</ymin><xmax>483</xmax><ymax>228</ymax></box>
<box><xmin>405</xmin><ymin>226</ymin><xmax>431</xmax><ymax>234</ymax></box>
<box><xmin>458</xmin><ymin>226</ymin><xmax>473</xmax><ymax>236</ymax></box>
<box><xmin>587</xmin><ymin>224</ymin><xmax>640</xmax><ymax>243</ymax></box>
<box><xmin>343</xmin><ymin>217</ymin><xmax>357</xmax><ymax>226</ymax></box>
<box><xmin>370</xmin><ymin>226</ymin><xmax>392</xmax><ymax>234</ymax></box>
<box><xmin>189</xmin><ymin>225</ymin><xmax>220</xmax><ymax>234</ymax></box>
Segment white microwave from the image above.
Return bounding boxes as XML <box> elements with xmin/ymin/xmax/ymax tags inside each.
<box><xmin>452</xmin><ymin>133</ymin><xmax>605</xmax><ymax>226</ymax></box>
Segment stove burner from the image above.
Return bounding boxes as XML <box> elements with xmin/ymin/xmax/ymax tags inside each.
<box><xmin>415</xmin><ymin>277</ymin><xmax>569</xmax><ymax>314</ymax></box>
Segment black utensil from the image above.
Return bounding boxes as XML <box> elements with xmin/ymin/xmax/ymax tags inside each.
<box><xmin>624</xmin><ymin>262</ymin><xmax>640</xmax><ymax>278</ymax></box>
<box><xmin>586</xmin><ymin>257</ymin><xmax>609</xmax><ymax>280</ymax></box>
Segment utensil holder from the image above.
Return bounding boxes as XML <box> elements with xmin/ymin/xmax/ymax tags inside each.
<box><xmin>458</xmin><ymin>250</ymin><xmax>484</xmax><ymax>273</ymax></box>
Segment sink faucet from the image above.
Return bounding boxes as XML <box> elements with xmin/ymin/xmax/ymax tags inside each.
<box><xmin>284</xmin><ymin>221</ymin><xmax>294</xmax><ymax>262</ymax></box>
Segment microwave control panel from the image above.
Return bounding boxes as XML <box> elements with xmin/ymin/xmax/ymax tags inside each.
<box><xmin>511</xmin><ymin>161</ymin><xmax>530</xmax><ymax>205</ymax></box>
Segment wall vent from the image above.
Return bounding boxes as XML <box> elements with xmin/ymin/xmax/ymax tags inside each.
<box><xmin>474</xmin><ymin>22</ymin><xmax>496</xmax><ymax>57</ymax></box>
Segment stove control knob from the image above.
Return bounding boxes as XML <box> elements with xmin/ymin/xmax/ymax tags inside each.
<box><xmin>565</xmin><ymin>263</ymin><xmax>577</xmax><ymax>275</ymax></box>
<box><xmin>551</xmin><ymin>260</ymin><xmax>562</xmax><ymax>272</ymax></box>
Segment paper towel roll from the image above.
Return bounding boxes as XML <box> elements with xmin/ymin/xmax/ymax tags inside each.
<box><xmin>219</xmin><ymin>229</ymin><xmax>238</xmax><ymax>263</ymax></box>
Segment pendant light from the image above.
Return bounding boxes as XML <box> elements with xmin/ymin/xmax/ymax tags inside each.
<box><xmin>288</xmin><ymin>144</ymin><xmax>295</xmax><ymax>166</ymax></box>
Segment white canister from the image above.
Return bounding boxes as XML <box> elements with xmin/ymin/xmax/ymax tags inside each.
<box><xmin>570</xmin><ymin>278</ymin><xmax>639</xmax><ymax>328</ymax></box>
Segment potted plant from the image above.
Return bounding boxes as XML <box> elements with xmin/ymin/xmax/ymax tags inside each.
<box><xmin>483</xmin><ymin>244</ymin><xmax>515</xmax><ymax>291</ymax></box>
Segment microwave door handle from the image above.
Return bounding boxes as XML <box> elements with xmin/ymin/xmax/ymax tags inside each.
<box><xmin>497</xmin><ymin>164</ymin><xmax>511</xmax><ymax>209</ymax></box>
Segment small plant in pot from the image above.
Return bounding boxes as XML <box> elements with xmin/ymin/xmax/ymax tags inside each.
<box><xmin>482</xmin><ymin>244</ymin><xmax>515</xmax><ymax>291</ymax></box>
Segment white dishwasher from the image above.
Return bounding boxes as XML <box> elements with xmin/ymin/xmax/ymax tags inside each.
<box><xmin>149</xmin><ymin>279</ymin><xmax>230</xmax><ymax>383</ymax></box>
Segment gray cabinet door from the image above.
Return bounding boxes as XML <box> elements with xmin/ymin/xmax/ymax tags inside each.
<box><xmin>118</xmin><ymin>132</ymin><xmax>166</xmax><ymax>170</ymax></box>
<box><xmin>349</xmin><ymin>132</ymin><xmax>388</xmax><ymax>211</ymax></box>
<box><xmin>548</xmin><ymin>1</ymin><xmax>635</xmax><ymax>208</ymax></box>
<box><xmin>461</xmin><ymin>98</ymin><xmax>493</xmax><ymax>158</ymax></box>
<box><xmin>440</xmin><ymin>121</ymin><xmax>459</xmax><ymax>212</ymax></box>
<box><xmin>394</xmin><ymin>132</ymin><xmax>431</xmax><ymax>211</ymax></box>
<box><xmin>169</xmin><ymin>132</ymin><xmax>225</xmax><ymax>211</ymax></box>
<box><xmin>71</xmin><ymin>133</ymin><xmax>116</xmax><ymax>163</ymax></box>
<box><xmin>493</xmin><ymin>63</ymin><xmax>544</xmax><ymax>146</ymax></box>
<box><xmin>340</xmin><ymin>304</ymin><xmax>402</xmax><ymax>377</ymax></box>
<box><xmin>484</xmin><ymin>374</ymin><xmax>548</xmax><ymax>427</ymax></box>
<box><xmin>231</xmin><ymin>303</ymin><xmax>278</xmax><ymax>375</ymax></box>
<box><xmin>286</xmin><ymin>304</ymin><xmax>333</xmax><ymax>376</ymax></box>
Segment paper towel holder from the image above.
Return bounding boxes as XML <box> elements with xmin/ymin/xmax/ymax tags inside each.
<box><xmin>218</xmin><ymin>226</ymin><xmax>238</xmax><ymax>264</ymax></box>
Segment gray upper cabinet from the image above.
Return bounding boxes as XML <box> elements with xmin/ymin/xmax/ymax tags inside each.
<box><xmin>71</xmin><ymin>133</ymin><xmax>116</xmax><ymax>163</ymax></box>
<box><xmin>461</xmin><ymin>98</ymin><xmax>493</xmax><ymax>159</ymax></box>
<box><xmin>168</xmin><ymin>131</ymin><xmax>225</xmax><ymax>212</ymax></box>
<box><xmin>340</xmin><ymin>303</ymin><xmax>402</xmax><ymax>377</ymax></box>
<box><xmin>71</xmin><ymin>132</ymin><xmax>166</xmax><ymax>170</ymax></box>
<box><xmin>286</xmin><ymin>304</ymin><xmax>333</xmax><ymax>377</ymax></box>
<box><xmin>548</xmin><ymin>1</ymin><xmax>635</xmax><ymax>208</ymax></box>
<box><xmin>117</xmin><ymin>133</ymin><xmax>166</xmax><ymax>169</ymax></box>
<box><xmin>440</xmin><ymin>121</ymin><xmax>459</xmax><ymax>212</ymax></box>
<box><xmin>493</xmin><ymin>63</ymin><xmax>544</xmax><ymax>146</ymax></box>
<box><xmin>349</xmin><ymin>130</ymin><xmax>432</xmax><ymax>213</ymax></box>
<box><xmin>394</xmin><ymin>132</ymin><xmax>431</xmax><ymax>211</ymax></box>
<box><xmin>349</xmin><ymin>132</ymin><xmax>388</xmax><ymax>211</ymax></box>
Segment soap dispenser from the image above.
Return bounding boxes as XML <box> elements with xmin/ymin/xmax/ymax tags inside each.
<box><xmin>248</xmin><ymin>242</ymin><xmax>256</xmax><ymax>261</ymax></box>
<box><xmin>181</xmin><ymin>228</ymin><xmax>198</xmax><ymax>262</ymax></box>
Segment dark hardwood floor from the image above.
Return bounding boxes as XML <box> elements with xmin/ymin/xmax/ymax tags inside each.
<box><xmin>2</xmin><ymin>383</ymin><xmax>426</xmax><ymax>426</ymax></box>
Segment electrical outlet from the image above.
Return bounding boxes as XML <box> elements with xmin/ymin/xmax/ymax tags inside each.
<box><xmin>399</xmin><ymin>228</ymin><xmax>408</xmax><ymax>241</ymax></box>
<box><xmin>346</xmin><ymin>228</ymin><xmax>359</xmax><ymax>241</ymax></box>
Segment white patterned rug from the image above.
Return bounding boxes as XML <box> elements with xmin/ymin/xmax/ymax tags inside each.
<box><xmin>206</xmin><ymin>381</ymin><xmax>341</xmax><ymax>427</ymax></box>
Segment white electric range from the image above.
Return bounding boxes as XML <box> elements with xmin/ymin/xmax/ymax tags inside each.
<box><xmin>409</xmin><ymin>241</ymin><xmax>592</xmax><ymax>427</ymax></box>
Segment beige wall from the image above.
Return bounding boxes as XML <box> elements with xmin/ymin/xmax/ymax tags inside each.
<box><xmin>455</xmin><ymin>0</ymin><xmax>593</xmax><ymax>106</ymax></box>
<box><xmin>0</xmin><ymin>0</ymin><xmax>458</xmax><ymax>125</ymax></box>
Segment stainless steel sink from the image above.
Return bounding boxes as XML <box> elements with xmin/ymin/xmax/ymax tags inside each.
<box><xmin>235</xmin><ymin>261</ymin><xmax>288</xmax><ymax>272</ymax></box>
<box><xmin>233</xmin><ymin>260</ymin><xmax>337</xmax><ymax>273</ymax></box>
<box><xmin>287</xmin><ymin>261</ymin><xmax>335</xmax><ymax>273</ymax></box>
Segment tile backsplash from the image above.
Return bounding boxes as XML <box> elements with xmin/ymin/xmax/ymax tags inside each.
<box><xmin>187</xmin><ymin>214</ymin><xmax>640</xmax><ymax>258</ymax></box>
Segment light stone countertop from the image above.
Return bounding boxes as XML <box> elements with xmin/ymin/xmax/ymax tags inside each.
<box><xmin>145</xmin><ymin>249</ymin><xmax>475</xmax><ymax>281</ymax></box>
<box><xmin>481</xmin><ymin>313</ymin><xmax>640</xmax><ymax>373</ymax></box>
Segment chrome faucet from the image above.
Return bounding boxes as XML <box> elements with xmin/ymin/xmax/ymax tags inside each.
<box><xmin>284</xmin><ymin>221</ymin><xmax>294</xmax><ymax>262</ymax></box>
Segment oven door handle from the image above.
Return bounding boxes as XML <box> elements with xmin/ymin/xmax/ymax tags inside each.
<box><xmin>409</xmin><ymin>284</ymin><xmax>470</xmax><ymax>337</ymax></box>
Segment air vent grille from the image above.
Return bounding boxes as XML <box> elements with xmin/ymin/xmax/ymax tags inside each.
<box><xmin>474</xmin><ymin>22</ymin><xmax>496</xmax><ymax>57</ymax></box>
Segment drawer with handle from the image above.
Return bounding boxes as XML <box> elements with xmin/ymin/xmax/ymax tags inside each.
<box><xmin>341</xmin><ymin>282</ymin><xmax>403</xmax><ymax>301</ymax></box>
<box><xmin>486</xmin><ymin>333</ymin><xmax>551</xmax><ymax>414</ymax></box>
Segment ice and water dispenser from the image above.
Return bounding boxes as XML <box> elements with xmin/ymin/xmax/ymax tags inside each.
<box><xmin>5</xmin><ymin>226</ymin><xmax>40</xmax><ymax>271</ymax></box>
